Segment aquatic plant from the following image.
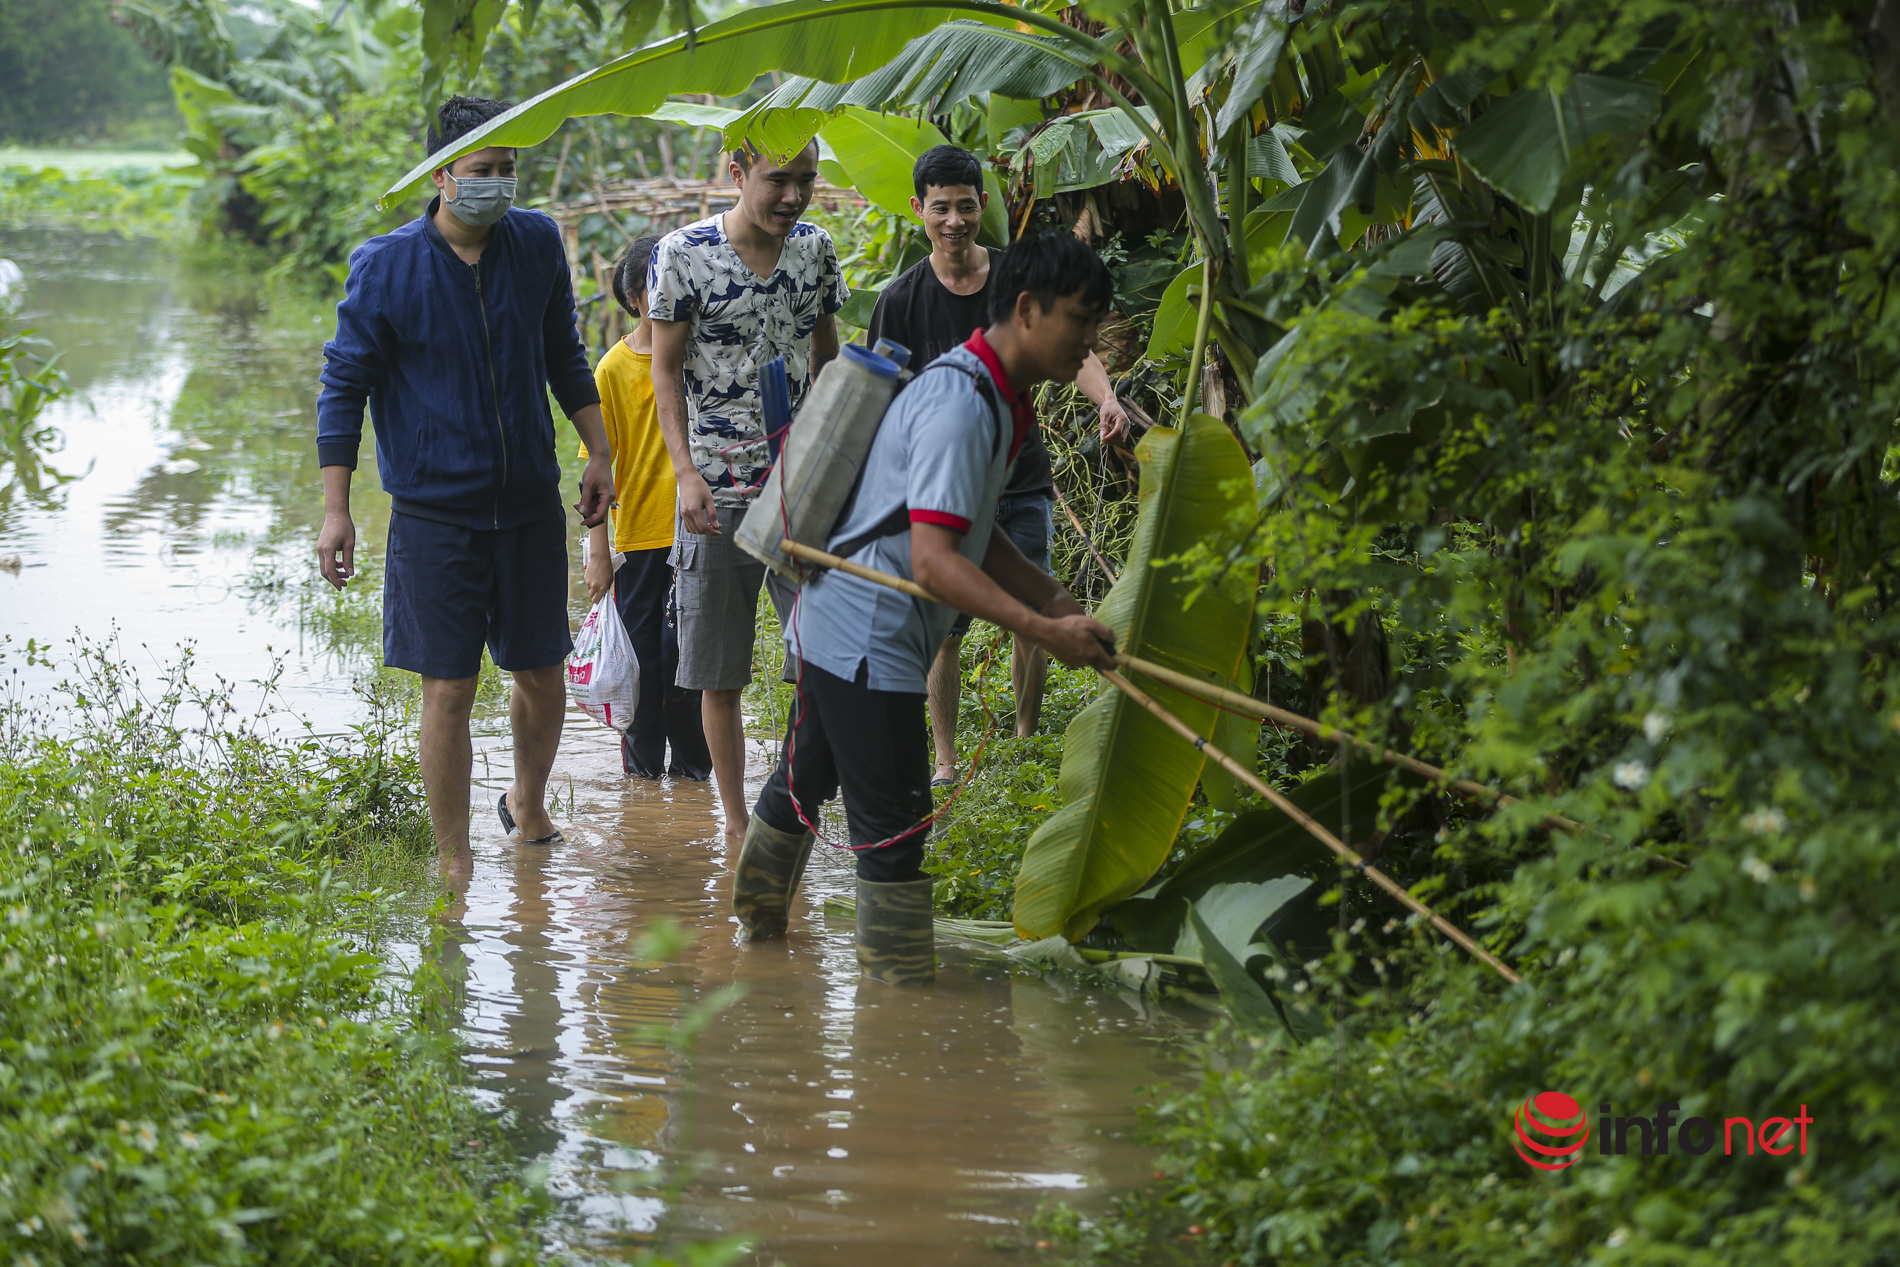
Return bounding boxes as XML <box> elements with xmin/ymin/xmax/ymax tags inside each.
<box><xmin>0</xmin><ymin>320</ymin><xmax>78</xmax><ymax>503</ymax></box>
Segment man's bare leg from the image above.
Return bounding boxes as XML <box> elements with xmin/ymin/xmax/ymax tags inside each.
<box><xmin>928</xmin><ymin>635</ymin><xmax>962</xmax><ymax>782</ymax></box>
<box><xmin>703</xmin><ymin>687</ymin><xmax>749</xmax><ymax>841</ymax></box>
<box><xmin>1011</xmin><ymin>634</ymin><xmax>1049</xmax><ymax>739</ymax></box>
<box><xmin>504</xmin><ymin>663</ymin><xmax>566</xmax><ymax>841</ymax></box>
<box><xmin>420</xmin><ymin>673</ymin><xmax>480</xmax><ymax>885</ymax></box>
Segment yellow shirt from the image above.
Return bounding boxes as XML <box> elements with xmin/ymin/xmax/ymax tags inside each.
<box><xmin>581</xmin><ymin>341</ymin><xmax>675</xmax><ymax>553</ymax></box>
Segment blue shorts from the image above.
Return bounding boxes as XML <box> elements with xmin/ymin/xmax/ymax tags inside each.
<box><xmin>949</xmin><ymin>492</ymin><xmax>1054</xmax><ymax>639</ymax></box>
<box><xmin>382</xmin><ymin>508</ymin><xmax>574</xmax><ymax>679</ymax></box>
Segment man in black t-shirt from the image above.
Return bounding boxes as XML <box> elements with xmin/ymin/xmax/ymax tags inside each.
<box><xmin>866</xmin><ymin>145</ymin><xmax>1129</xmax><ymax>786</ymax></box>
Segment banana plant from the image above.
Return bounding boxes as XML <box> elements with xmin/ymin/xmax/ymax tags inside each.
<box><xmin>1010</xmin><ymin>413</ymin><xmax>1257</xmax><ymax>942</ymax></box>
<box><xmin>379</xmin><ymin>0</ymin><xmax>1244</xmax><ymax>280</ymax></box>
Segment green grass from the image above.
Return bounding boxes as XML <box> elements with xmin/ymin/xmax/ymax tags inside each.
<box><xmin>0</xmin><ymin>639</ymin><xmax>548</xmax><ymax>1263</ymax></box>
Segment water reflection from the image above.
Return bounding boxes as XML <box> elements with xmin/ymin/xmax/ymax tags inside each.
<box><xmin>0</xmin><ymin>228</ymin><xmax>406</xmax><ymax>727</ymax></box>
<box><xmin>454</xmin><ymin>729</ymin><xmax>1192</xmax><ymax>1263</ymax></box>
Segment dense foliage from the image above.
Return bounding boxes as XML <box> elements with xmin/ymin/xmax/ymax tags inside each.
<box><xmin>0</xmin><ymin>646</ymin><xmax>546</xmax><ymax>1262</ymax></box>
<box><xmin>1101</xmin><ymin>0</ymin><xmax>1900</xmax><ymax>1261</ymax></box>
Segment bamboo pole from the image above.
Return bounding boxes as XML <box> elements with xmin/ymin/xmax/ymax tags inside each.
<box><xmin>779</xmin><ymin>537</ymin><xmax>1523</xmax><ymax>985</ymax></box>
<box><xmin>1115</xmin><ymin>653</ymin><xmax>1584</xmax><ymax>835</ymax></box>
<box><xmin>781</xmin><ymin>539</ymin><xmax>936</xmax><ymax>600</ymax></box>
<box><xmin>1101</xmin><ymin>667</ymin><xmax>1521</xmax><ymax>985</ymax></box>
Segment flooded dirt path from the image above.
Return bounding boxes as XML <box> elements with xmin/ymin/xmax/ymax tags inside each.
<box><xmin>454</xmin><ymin>724</ymin><xmax>1192</xmax><ymax>1263</ymax></box>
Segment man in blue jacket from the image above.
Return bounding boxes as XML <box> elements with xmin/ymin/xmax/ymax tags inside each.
<box><xmin>315</xmin><ymin>96</ymin><xmax>613</xmax><ymax>885</ymax></box>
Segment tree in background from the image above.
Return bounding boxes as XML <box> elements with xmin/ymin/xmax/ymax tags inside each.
<box><xmin>0</xmin><ymin>0</ymin><xmax>174</xmax><ymax>145</ymax></box>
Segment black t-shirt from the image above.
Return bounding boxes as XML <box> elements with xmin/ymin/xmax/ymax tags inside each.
<box><xmin>865</xmin><ymin>249</ymin><xmax>1053</xmax><ymax>497</ymax></box>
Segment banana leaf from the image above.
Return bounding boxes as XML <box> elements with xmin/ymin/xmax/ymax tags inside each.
<box><xmin>1452</xmin><ymin>76</ymin><xmax>1661</xmax><ymax>214</ymax></box>
<box><xmin>1107</xmin><ymin>759</ymin><xmax>1414</xmax><ymax>955</ymax></box>
<box><xmin>381</xmin><ymin>0</ymin><xmax>1010</xmax><ymax>206</ymax></box>
<box><xmin>1011</xmin><ymin>414</ymin><xmax>1257</xmax><ymax>942</ymax></box>
<box><xmin>1171</xmin><ymin>879</ymin><xmax>1311</xmax><ymax>963</ymax></box>
<box><xmin>1201</xmin><ymin>657</ymin><xmax>1260</xmax><ymax>814</ymax></box>
<box><xmin>1189</xmin><ymin>907</ymin><xmax>1285</xmax><ymax>1035</ymax></box>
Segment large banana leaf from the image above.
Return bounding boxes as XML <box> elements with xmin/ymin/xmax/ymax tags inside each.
<box><xmin>739</xmin><ymin>20</ymin><xmax>1089</xmax><ymax>120</ymax></box>
<box><xmin>380</xmin><ymin>0</ymin><xmax>1010</xmax><ymax>206</ymax></box>
<box><xmin>1452</xmin><ymin>75</ymin><xmax>1661</xmax><ymax>214</ymax></box>
<box><xmin>1011</xmin><ymin>414</ymin><xmax>1257</xmax><ymax>942</ymax></box>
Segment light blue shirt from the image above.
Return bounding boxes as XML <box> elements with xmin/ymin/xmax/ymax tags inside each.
<box><xmin>785</xmin><ymin>346</ymin><xmax>1011</xmax><ymax>692</ymax></box>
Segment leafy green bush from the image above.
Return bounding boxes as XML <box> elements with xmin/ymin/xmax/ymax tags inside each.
<box><xmin>238</xmin><ymin>85</ymin><xmax>425</xmax><ymax>286</ymax></box>
<box><xmin>1078</xmin><ymin>0</ymin><xmax>1900</xmax><ymax>1260</ymax></box>
<box><xmin>0</xmin><ymin>642</ymin><xmax>545</xmax><ymax>1263</ymax></box>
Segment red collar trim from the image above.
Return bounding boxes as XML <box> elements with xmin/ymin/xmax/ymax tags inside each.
<box><xmin>962</xmin><ymin>328</ymin><xmax>1034</xmax><ymax>462</ymax></box>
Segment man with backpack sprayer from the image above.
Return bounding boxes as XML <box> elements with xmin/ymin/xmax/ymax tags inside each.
<box><xmin>733</xmin><ymin>234</ymin><xmax>1120</xmax><ymax>985</ymax></box>
<box><xmin>866</xmin><ymin>144</ymin><xmax>1132</xmax><ymax>788</ymax></box>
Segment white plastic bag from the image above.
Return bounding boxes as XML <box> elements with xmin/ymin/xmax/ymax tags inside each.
<box><xmin>568</xmin><ymin>593</ymin><xmax>640</xmax><ymax>732</ymax></box>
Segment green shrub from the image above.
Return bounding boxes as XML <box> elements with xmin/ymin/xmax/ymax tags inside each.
<box><xmin>0</xmin><ymin>642</ymin><xmax>546</xmax><ymax>1263</ymax></box>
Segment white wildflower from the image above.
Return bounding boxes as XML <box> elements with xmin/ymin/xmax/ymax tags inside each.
<box><xmin>1742</xmin><ymin>854</ymin><xmax>1775</xmax><ymax>883</ymax></box>
<box><xmin>1741</xmin><ymin>807</ymin><xmax>1787</xmax><ymax>836</ymax></box>
<box><xmin>1613</xmin><ymin>760</ymin><xmax>1649</xmax><ymax>790</ymax></box>
<box><xmin>1607</xmin><ymin>1227</ymin><xmax>1630</xmax><ymax>1249</ymax></box>
<box><xmin>1643</xmin><ymin>711</ymin><xmax>1670</xmax><ymax>744</ymax></box>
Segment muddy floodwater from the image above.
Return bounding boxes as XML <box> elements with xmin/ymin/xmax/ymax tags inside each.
<box><xmin>1</xmin><ymin>228</ymin><xmax>1194</xmax><ymax>1262</ymax></box>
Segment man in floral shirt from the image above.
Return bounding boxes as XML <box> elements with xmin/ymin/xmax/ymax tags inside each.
<box><xmin>649</xmin><ymin>138</ymin><xmax>847</xmax><ymax>841</ymax></box>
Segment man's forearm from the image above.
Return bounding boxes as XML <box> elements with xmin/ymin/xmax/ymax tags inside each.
<box><xmin>321</xmin><ymin>464</ymin><xmax>353</xmax><ymax>514</ymax></box>
<box><xmin>811</xmin><ymin>314</ymin><xmax>840</xmax><ymax>382</ymax></box>
<box><xmin>570</xmin><ymin>403</ymin><xmax>610</xmax><ymax>461</ymax></box>
<box><xmin>913</xmin><ymin>526</ymin><xmax>1063</xmax><ymax>642</ymax></box>
<box><xmin>979</xmin><ymin>528</ymin><xmax>1066</xmax><ymax>611</ymax></box>
<box><xmin>650</xmin><ymin>351</ymin><xmax>699</xmax><ymax>482</ymax></box>
<box><xmin>1077</xmin><ymin>351</ymin><xmax>1113</xmax><ymax>406</ymax></box>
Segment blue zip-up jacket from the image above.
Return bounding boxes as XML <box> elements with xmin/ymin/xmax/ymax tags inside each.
<box><xmin>316</xmin><ymin>198</ymin><xmax>599</xmax><ymax>531</ymax></box>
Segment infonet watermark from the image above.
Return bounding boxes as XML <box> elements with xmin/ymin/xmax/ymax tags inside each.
<box><xmin>1513</xmin><ymin>1092</ymin><xmax>1813</xmax><ymax>1171</ymax></box>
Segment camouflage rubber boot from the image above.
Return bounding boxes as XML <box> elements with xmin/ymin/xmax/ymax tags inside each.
<box><xmin>732</xmin><ymin>817</ymin><xmax>815</xmax><ymax>940</ymax></box>
<box><xmin>854</xmin><ymin>877</ymin><xmax>937</xmax><ymax>985</ymax></box>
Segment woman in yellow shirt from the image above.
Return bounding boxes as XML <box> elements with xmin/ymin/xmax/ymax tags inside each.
<box><xmin>582</xmin><ymin>236</ymin><xmax>711</xmax><ymax>780</ymax></box>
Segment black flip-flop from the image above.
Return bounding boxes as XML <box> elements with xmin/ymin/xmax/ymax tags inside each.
<box><xmin>497</xmin><ymin>792</ymin><xmax>566</xmax><ymax>847</ymax></box>
<box><xmin>931</xmin><ymin>775</ymin><xmax>957</xmax><ymax>791</ymax></box>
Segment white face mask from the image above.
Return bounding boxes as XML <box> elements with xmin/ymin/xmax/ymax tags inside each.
<box><xmin>444</xmin><ymin>174</ymin><xmax>516</xmax><ymax>227</ymax></box>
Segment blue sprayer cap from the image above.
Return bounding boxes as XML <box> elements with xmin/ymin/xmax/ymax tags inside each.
<box><xmin>842</xmin><ymin>342</ymin><xmax>902</xmax><ymax>378</ymax></box>
<box><xmin>871</xmin><ymin>337</ymin><xmax>911</xmax><ymax>369</ymax></box>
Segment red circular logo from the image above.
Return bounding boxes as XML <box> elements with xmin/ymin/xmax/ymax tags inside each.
<box><xmin>1513</xmin><ymin>1091</ymin><xmax>1589</xmax><ymax>1169</ymax></box>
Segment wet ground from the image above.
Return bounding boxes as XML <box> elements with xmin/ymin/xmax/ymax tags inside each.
<box><xmin>0</xmin><ymin>226</ymin><xmax>1194</xmax><ymax>1263</ymax></box>
<box><xmin>456</xmin><ymin>730</ymin><xmax>1190</xmax><ymax>1263</ymax></box>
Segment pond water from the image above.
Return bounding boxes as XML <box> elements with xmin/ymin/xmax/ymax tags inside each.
<box><xmin>0</xmin><ymin>228</ymin><xmax>1193</xmax><ymax>1263</ymax></box>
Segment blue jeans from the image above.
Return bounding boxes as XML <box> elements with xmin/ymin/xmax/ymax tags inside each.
<box><xmin>949</xmin><ymin>492</ymin><xmax>1054</xmax><ymax>639</ymax></box>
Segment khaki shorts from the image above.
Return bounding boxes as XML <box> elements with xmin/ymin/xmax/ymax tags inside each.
<box><xmin>671</xmin><ymin>503</ymin><xmax>795</xmax><ymax>692</ymax></box>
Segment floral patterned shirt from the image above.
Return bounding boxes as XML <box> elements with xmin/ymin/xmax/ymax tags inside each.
<box><xmin>646</xmin><ymin>215</ymin><xmax>848</xmax><ymax>506</ymax></box>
